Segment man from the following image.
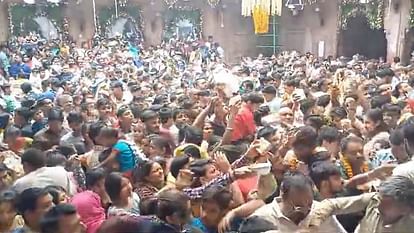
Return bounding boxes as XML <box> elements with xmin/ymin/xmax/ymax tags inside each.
<box><xmin>337</xmin><ymin>136</ymin><xmax>368</xmax><ymax>180</ymax></box>
<box><xmin>372</xmin><ymin>129</ymin><xmax>409</xmax><ymax>168</ymax></box>
<box><xmin>231</xmin><ymin>92</ymin><xmax>264</xmax><ymax>143</ymax></box>
<box><xmin>14</xmin><ymin>107</ymin><xmax>33</xmax><ymax>138</ymax></box>
<box><xmin>13</xmin><ymin>149</ymin><xmax>75</xmax><ymax>195</ymax></box>
<box><xmin>33</xmin><ymin>108</ymin><xmax>70</xmax><ymax>150</ymax></box>
<box><xmin>0</xmin><ymin>44</ymin><xmax>9</xmax><ymax>77</ymax></box>
<box><xmin>13</xmin><ymin>188</ymin><xmax>54</xmax><ymax>233</ymax></box>
<box><xmin>9</xmin><ymin>55</ymin><xmax>31</xmax><ymax>79</ymax></box>
<box><xmin>278</xmin><ymin>106</ymin><xmax>294</xmax><ymax>128</ymax></box>
<box><xmin>110</xmin><ymin>80</ymin><xmax>131</xmax><ymax>108</ymax></box>
<box><xmin>262</xmin><ymin>85</ymin><xmax>282</xmax><ymax>114</ymax></box>
<box><xmin>309</xmin><ymin>176</ymin><xmax>414</xmax><ymax>233</ymax></box>
<box><xmin>239</xmin><ymin>172</ymin><xmax>346</xmax><ymax>233</ymax></box>
<box><xmin>318</xmin><ymin>126</ymin><xmax>341</xmax><ymax>161</ymax></box>
<box><xmin>309</xmin><ymin>161</ymin><xmax>344</xmax><ymax>200</ymax></box>
<box><xmin>191</xmin><ymin>185</ymin><xmax>232</xmax><ymax>233</ymax></box>
<box><xmin>40</xmin><ymin>204</ymin><xmax>85</xmax><ymax>233</ymax></box>
<box><xmin>141</xmin><ymin>109</ymin><xmax>160</xmax><ymax>135</ymax></box>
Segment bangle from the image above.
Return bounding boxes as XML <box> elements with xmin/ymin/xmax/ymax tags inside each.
<box><xmin>226</xmin><ymin>127</ymin><xmax>234</xmax><ymax>131</ymax></box>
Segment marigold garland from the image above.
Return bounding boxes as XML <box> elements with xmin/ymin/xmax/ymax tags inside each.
<box><xmin>253</xmin><ymin>6</ymin><xmax>269</xmax><ymax>34</ymax></box>
<box><xmin>340</xmin><ymin>155</ymin><xmax>369</xmax><ymax>179</ymax></box>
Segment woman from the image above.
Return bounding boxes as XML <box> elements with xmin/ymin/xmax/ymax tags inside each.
<box><xmin>133</xmin><ymin>160</ymin><xmax>165</xmax><ymax>200</ymax></box>
<box><xmin>363</xmin><ymin>108</ymin><xmax>389</xmax><ymax>160</ymax></box>
<box><xmin>105</xmin><ymin>172</ymin><xmax>140</xmax><ymax>217</ymax></box>
<box><xmin>71</xmin><ymin>189</ymin><xmax>106</xmax><ymax>233</ymax></box>
<box><xmin>392</xmin><ymin>81</ymin><xmax>411</xmax><ymax>101</ymax></box>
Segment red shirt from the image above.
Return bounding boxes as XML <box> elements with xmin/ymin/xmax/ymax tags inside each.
<box><xmin>231</xmin><ymin>106</ymin><xmax>256</xmax><ymax>142</ymax></box>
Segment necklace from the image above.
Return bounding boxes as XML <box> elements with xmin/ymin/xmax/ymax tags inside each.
<box><xmin>340</xmin><ymin>154</ymin><xmax>369</xmax><ymax>179</ymax></box>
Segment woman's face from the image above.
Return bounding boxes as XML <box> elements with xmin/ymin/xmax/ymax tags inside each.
<box><xmin>119</xmin><ymin>178</ymin><xmax>133</xmax><ymax>201</ymax></box>
<box><xmin>145</xmin><ymin>162</ymin><xmax>164</xmax><ymax>185</ymax></box>
<box><xmin>201</xmin><ymin>164</ymin><xmax>220</xmax><ymax>184</ymax></box>
<box><xmin>364</xmin><ymin>116</ymin><xmax>379</xmax><ymax>134</ymax></box>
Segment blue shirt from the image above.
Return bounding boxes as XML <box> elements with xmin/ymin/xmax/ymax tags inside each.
<box><xmin>113</xmin><ymin>140</ymin><xmax>136</xmax><ymax>172</ymax></box>
<box><xmin>190</xmin><ymin>218</ymin><xmax>217</xmax><ymax>233</ymax></box>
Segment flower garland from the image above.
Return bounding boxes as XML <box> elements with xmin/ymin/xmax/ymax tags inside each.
<box><xmin>339</xmin><ymin>0</ymin><xmax>384</xmax><ymax>30</ymax></box>
<box><xmin>340</xmin><ymin>155</ymin><xmax>369</xmax><ymax>179</ymax></box>
<box><xmin>409</xmin><ymin>0</ymin><xmax>414</xmax><ymax>28</ymax></box>
<box><xmin>242</xmin><ymin>0</ymin><xmax>282</xmax><ymax>17</ymax></box>
<box><xmin>253</xmin><ymin>5</ymin><xmax>269</xmax><ymax>34</ymax></box>
<box><xmin>207</xmin><ymin>0</ymin><xmax>221</xmax><ymax>8</ymax></box>
<box><xmin>9</xmin><ymin>3</ymin><xmax>65</xmax><ymax>37</ymax></box>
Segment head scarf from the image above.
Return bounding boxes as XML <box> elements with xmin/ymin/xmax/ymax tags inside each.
<box><xmin>71</xmin><ymin>191</ymin><xmax>106</xmax><ymax>233</ymax></box>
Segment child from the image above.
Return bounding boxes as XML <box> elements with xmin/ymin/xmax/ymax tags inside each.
<box><xmin>0</xmin><ymin>190</ymin><xmax>24</xmax><ymax>232</ymax></box>
<box><xmin>97</xmin><ymin>127</ymin><xmax>137</xmax><ymax>177</ymax></box>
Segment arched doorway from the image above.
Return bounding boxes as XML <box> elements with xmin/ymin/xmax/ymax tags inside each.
<box><xmin>338</xmin><ymin>15</ymin><xmax>387</xmax><ymax>59</ymax></box>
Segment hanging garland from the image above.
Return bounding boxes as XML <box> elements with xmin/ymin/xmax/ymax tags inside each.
<box><xmin>162</xmin><ymin>7</ymin><xmax>202</xmax><ymax>41</ymax></box>
<box><xmin>207</xmin><ymin>0</ymin><xmax>221</xmax><ymax>8</ymax></box>
<box><xmin>97</xmin><ymin>4</ymin><xmax>143</xmax><ymax>37</ymax></box>
<box><xmin>253</xmin><ymin>5</ymin><xmax>269</xmax><ymax>34</ymax></box>
<box><xmin>409</xmin><ymin>0</ymin><xmax>414</xmax><ymax>28</ymax></box>
<box><xmin>242</xmin><ymin>0</ymin><xmax>282</xmax><ymax>17</ymax></box>
<box><xmin>339</xmin><ymin>0</ymin><xmax>384</xmax><ymax>30</ymax></box>
<box><xmin>9</xmin><ymin>3</ymin><xmax>65</xmax><ymax>37</ymax></box>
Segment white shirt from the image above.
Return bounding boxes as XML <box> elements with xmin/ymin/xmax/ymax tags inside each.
<box><xmin>248</xmin><ymin>197</ymin><xmax>347</xmax><ymax>233</ymax></box>
<box><xmin>13</xmin><ymin>166</ymin><xmax>76</xmax><ymax>195</ymax></box>
<box><xmin>393</xmin><ymin>159</ymin><xmax>414</xmax><ymax>182</ymax></box>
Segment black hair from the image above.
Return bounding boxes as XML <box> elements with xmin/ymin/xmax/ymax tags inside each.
<box><xmin>45</xmin><ymin>150</ymin><xmax>67</xmax><ymax>167</ymax></box>
<box><xmin>21</xmin><ymin>148</ymin><xmax>46</xmax><ymax>170</ymax></box>
<box><xmin>241</xmin><ymin>92</ymin><xmax>264</xmax><ymax>104</ymax></box>
<box><xmin>316</xmin><ymin>95</ymin><xmax>331</xmax><ymax>108</ymax></box>
<box><xmin>184</xmin><ymin>126</ymin><xmax>203</xmax><ymax>145</ymax></box>
<box><xmin>88</xmin><ymin>122</ymin><xmax>105</xmax><ymax>144</ymax></box>
<box><xmin>40</xmin><ymin>204</ymin><xmax>77</xmax><ymax>233</ymax></box>
<box><xmin>44</xmin><ymin>185</ymin><xmax>66</xmax><ymax>205</ymax></box>
<box><xmin>318</xmin><ymin>126</ymin><xmax>340</xmax><ymax>144</ymax></box>
<box><xmin>309</xmin><ymin>161</ymin><xmax>341</xmax><ymax>189</ymax></box>
<box><xmin>156</xmin><ymin>189</ymin><xmax>190</xmax><ymax>222</ymax></box>
<box><xmin>284</xmin><ymin>79</ymin><xmax>298</xmax><ymax>87</ymax></box>
<box><xmin>104</xmin><ymin>172</ymin><xmax>124</xmax><ymax>202</ymax></box>
<box><xmin>86</xmin><ymin>168</ymin><xmax>106</xmax><ymax>189</ymax></box>
<box><xmin>340</xmin><ymin>135</ymin><xmax>363</xmax><ymax>153</ymax></box>
<box><xmin>0</xmin><ymin>189</ymin><xmax>18</xmax><ymax>206</ymax></box>
<box><xmin>3</xmin><ymin>125</ymin><xmax>21</xmax><ymax>141</ymax></box>
<box><xmin>292</xmin><ymin>126</ymin><xmax>318</xmax><ymax>149</ymax></box>
<box><xmin>202</xmin><ymin>185</ymin><xmax>232</xmax><ymax>210</ymax></box>
<box><xmin>140</xmin><ymin>110</ymin><xmax>158</xmax><ymax>122</ymax></box>
<box><xmin>365</xmin><ymin>108</ymin><xmax>388</xmax><ymax>134</ymax></box>
<box><xmin>280</xmin><ymin>172</ymin><xmax>313</xmax><ymax>198</ymax></box>
<box><xmin>383</xmin><ymin>103</ymin><xmax>402</xmax><ymax>115</ymax></box>
<box><xmin>257</xmin><ymin>126</ymin><xmax>276</xmax><ymax>139</ymax></box>
<box><xmin>15</xmin><ymin>107</ymin><xmax>32</xmax><ymax>123</ymax></box>
<box><xmin>170</xmin><ymin>155</ymin><xmax>190</xmax><ymax>179</ymax></box>
<box><xmin>99</xmin><ymin>127</ymin><xmax>119</xmax><ymax>139</ymax></box>
<box><xmin>16</xmin><ymin>188</ymin><xmax>50</xmax><ymax>215</ymax></box>
<box><xmin>96</xmin><ymin>98</ymin><xmax>111</xmax><ymax>110</ymax></box>
<box><xmin>371</xmin><ymin>95</ymin><xmax>391</xmax><ymax>109</ymax></box>
<box><xmin>67</xmin><ymin>112</ymin><xmax>83</xmax><ymax>125</ymax></box>
<box><xmin>389</xmin><ymin>129</ymin><xmax>405</xmax><ymax>146</ymax></box>
<box><xmin>190</xmin><ymin>159</ymin><xmax>213</xmax><ymax>178</ymax></box>
<box><xmin>139</xmin><ymin>197</ymin><xmax>158</xmax><ymax>215</ymax></box>
<box><xmin>47</xmin><ymin>108</ymin><xmax>64</xmax><ymax>122</ymax></box>
<box><xmin>305</xmin><ymin>115</ymin><xmax>325</xmax><ymax>132</ymax></box>
<box><xmin>132</xmin><ymin>160</ymin><xmax>156</xmax><ymax>184</ymax></box>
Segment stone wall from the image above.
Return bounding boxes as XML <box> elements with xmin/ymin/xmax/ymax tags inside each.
<box><xmin>278</xmin><ymin>0</ymin><xmax>339</xmax><ymax>57</ymax></box>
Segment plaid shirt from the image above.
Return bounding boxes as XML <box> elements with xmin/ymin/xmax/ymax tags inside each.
<box><xmin>183</xmin><ymin>173</ymin><xmax>233</xmax><ymax>200</ymax></box>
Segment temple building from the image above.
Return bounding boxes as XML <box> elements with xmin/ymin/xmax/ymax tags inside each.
<box><xmin>0</xmin><ymin>0</ymin><xmax>412</xmax><ymax>63</ymax></box>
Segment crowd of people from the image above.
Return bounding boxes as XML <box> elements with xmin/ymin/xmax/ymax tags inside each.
<box><xmin>0</xmin><ymin>31</ymin><xmax>413</xmax><ymax>233</ymax></box>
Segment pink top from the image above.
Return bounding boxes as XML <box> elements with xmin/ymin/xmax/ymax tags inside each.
<box><xmin>71</xmin><ymin>191</ymin><xmax>106</xmax><ymax>233</ymax></box>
